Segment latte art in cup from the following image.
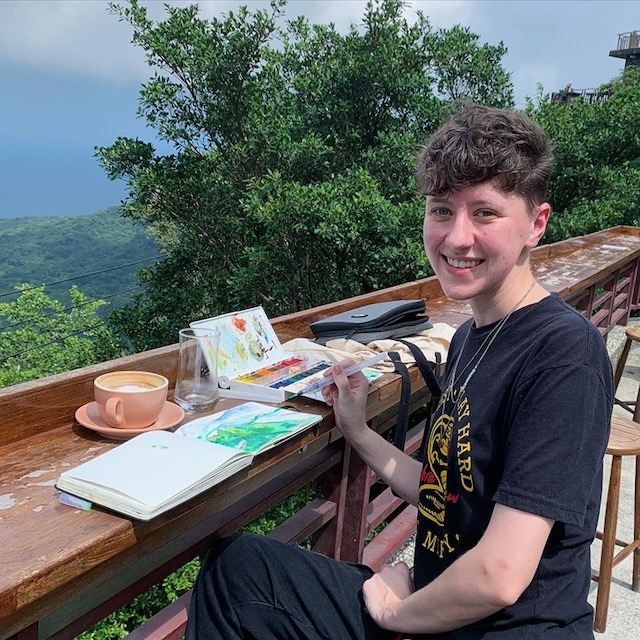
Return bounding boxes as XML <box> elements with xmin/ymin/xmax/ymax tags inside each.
<box><xmin>94</xmin><ymin>371</ymin><xmax>169</xmax><ymax>429</ymax></box>
<box><xmin>111</xmin><ymin>383</ymin><xmax>157</xmax><ymax>392</ymax></box>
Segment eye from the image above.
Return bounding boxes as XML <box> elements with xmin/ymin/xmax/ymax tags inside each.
<box><xmin>476</xmin><ymin>209</ymin><xmax>496</xmax><ymax>219</ymax></box>
<box><xmin>429</xmin><ymin>207</ymin><xmax>451</xmax><ymax>217</ymax></box>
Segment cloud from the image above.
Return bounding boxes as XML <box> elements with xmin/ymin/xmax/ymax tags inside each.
<box><xmin>0</xmin><ymin>0</ymin><xmax>626</xmax><ymax>104</ymax></box>
<box><xmin>0</xmin><ymin>1</ymin><xmax>148</xmax><ymax>83</ymax></box>
<box><xmin>0</xmin><ymin>0</ymin><xmax>477</xmax><ymax>84</ymax></box>
<box><xmin>408</xmin><ymin>0</ymin><xmax>477</xmax><ymax>28</ymax></box>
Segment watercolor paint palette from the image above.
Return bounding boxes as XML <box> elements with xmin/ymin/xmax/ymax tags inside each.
<box><xmin>190</xmin><ymin>307</ymin><xmax>335</xmax><ymax>403</ymax></box>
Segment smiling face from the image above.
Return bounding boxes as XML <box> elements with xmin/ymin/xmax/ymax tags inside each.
<box><xmin>423</xmin><ymin>181</ymin><xmax>549</xmax><ymax>321</ymax></box>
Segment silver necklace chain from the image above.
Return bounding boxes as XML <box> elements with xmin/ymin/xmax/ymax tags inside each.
<box><xmin>446</xmin><ymin>280</ymin><xmax>537</xmax><ymax>402</ymax></box>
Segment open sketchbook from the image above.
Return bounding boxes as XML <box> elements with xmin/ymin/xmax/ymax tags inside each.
<box><xmin>190</xmin><ymin>306</ymin><xmax>382</xmax><ymax>403</ymax></box>
<box><xmin>57</xmin><ymin>402</ymin><xmax>322</xmax><ymax>521</ymax></box>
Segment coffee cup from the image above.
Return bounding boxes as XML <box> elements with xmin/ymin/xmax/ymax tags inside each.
<box><xmin>94</xmin><ymin>371</ymin><xmax>168</xmax><ymax>429</ymax></box>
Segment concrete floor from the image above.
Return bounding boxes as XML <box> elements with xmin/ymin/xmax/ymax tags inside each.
<box><xmin>589</xmin><ymin>319</ymin><xmax>640</xmax><ymax>637</ymax></box>
<box><xmin>391</xmin><ymin>318</ymin><xmax>640</xmax><ymax>637</ymax></box>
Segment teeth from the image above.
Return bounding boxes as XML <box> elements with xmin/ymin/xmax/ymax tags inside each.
<box><xmin>446</xmin><ymin>257</ymin><xmax>482</xmax><ymax>269</ymax></box>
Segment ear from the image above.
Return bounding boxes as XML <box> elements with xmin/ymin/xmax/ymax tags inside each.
<box><xmin>525</xmin><ymin>202</ymin><xmax>550</xmax><ymax>249</ymax></box>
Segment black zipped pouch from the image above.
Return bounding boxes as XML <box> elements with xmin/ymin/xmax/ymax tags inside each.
<box><xmin>310</xmin><ymin>300</ymin><xmax>432</xmax><ymax>344</ymax></box>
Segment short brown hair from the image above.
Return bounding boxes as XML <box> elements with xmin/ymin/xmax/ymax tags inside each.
<box><xmin>416</xmin><ymin>105</ymin><xmax>554</xmax><ymax>209</ymax></box>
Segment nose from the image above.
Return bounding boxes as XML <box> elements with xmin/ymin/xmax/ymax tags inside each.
<box><xmin>446</xmin><ymin>213</ymin><xmax>475</xmax><ymax>250</ymax></box>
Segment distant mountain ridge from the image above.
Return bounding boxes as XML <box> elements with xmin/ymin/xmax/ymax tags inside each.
<box><xmin>0</xmin><ymin>206</ymin><xmax>160</xmax><ymax>312</ymax></box>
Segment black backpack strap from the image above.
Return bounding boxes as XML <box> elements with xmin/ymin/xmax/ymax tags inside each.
<box><xmin>389</xmin><ymin>341</ymin><xmax>444</xmax><ymax>461</ymax></box>
<box><xmin>396</xmin><ymin>338</ymin><xmax>442</xmax><ymax>402</ymax></box>
<box><xmin>388</xmin><ymin>351</ymin><xmax>411</xmax><ymax>452</ymax></box>
<box><xmin>417</xmin><ymin>355</ymin><xmax>441</xmax><ymax>464</ymax></box>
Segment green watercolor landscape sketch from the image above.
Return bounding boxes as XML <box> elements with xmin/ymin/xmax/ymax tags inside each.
<box><xmin>175</xmin><ymin>402</ymin><xmax>321</xmax><ymax>454</ymax></box>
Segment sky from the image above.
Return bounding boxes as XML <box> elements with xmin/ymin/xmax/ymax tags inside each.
<box><xmin>0</xmin><ymin>0</ymin><xmax>636</xmax><ymax>219</ymax></box>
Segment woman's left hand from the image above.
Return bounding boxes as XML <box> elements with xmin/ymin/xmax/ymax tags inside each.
<box><xmin>363</xmin><ymin>562</ymin><xmax>414</xmax><ymax>630</ymax></box>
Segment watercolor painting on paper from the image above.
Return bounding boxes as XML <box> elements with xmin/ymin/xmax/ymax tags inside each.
<box><xmin>175</xmin><ymin>402</ymin><xmax>322</xmax><ymax>454</ymax></box>
<box><xmin>191</xmin><ymin>306</ymin><xmax>284</xmax><ymax>380</ymax></box>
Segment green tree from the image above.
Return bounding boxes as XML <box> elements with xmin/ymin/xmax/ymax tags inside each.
<box><xmin>426</xmin><ymin>24</ymin><xmax>513</xmax><ymax>108</ymax></box>
<box><xmin>98</xmin><ymin>0</ymin><xmax>513</xmax><ymax>351</ymax></box>
<box><xmin>527</xmin><ymin>68</ymin><xmax>640</xmax><ymax>242</ymax></box>
<box><xmin>0</xmin><ymin>285</ymin><xmax>126</xmax><ymax>387</ymax></box>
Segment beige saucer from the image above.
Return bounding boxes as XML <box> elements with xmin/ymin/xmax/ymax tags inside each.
<box><xmin>75</xmin><ymin>401</ymin><xmax>185</xmax><ymax>441</ymax></box>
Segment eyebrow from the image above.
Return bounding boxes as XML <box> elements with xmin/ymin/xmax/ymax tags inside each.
<box><xmin>428</xmin><ymin>197</ymin><xmax>499</xmax><ymax>207</ymax></box>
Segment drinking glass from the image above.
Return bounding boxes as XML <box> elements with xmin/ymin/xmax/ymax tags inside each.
<box><xmin>174</xmin><ymin>328</ymin><xmax>220</xmax><ymax>412</ymax></box>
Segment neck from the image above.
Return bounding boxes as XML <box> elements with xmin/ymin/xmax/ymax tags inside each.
<box><xmin>470</xmin><ymin>276</ymin><xmax>547</xmax><ymax>327</ymax></box>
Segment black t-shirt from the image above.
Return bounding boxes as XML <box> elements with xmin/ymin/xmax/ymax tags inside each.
<box><xmin>413</xmin><ymin>293</ymin><xmax>613</xmax><ymax>638</ymax></box>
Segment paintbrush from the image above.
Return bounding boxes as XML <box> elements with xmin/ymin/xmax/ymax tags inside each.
<box><xmin>284</xmin><ymin>352</ymin><xmax>389</xmax><ymax>399</ymax></box>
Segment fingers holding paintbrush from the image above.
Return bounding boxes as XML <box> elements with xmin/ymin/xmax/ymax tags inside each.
<box><xmin>321</xmin><ymin>358</ymin><xmax>358</xmax><ymax>406</ymax></box>
<box><xmin>322</xmin><ymin>359</ymin><xmax>372</xmax><ymax>440</ymax></box>
<box><xmin>298</xmin><ymin>352</ymin><xmax>388</xmax><ymax>399</ymax></box>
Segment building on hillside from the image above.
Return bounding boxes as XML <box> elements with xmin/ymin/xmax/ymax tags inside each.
<box><xmin>550</xmin><ymin>30</ymin><xmax>639</xmax><ymax>104</ymax></box>
<box><xmin>609</xmin><ymin>30</ymin><xmax>640</xmax><ymax>69</ymax></box>
<box><xmin>551</xmin><ymin>84</ymin><xmax>611</xmax><ymax>104</ymax></box>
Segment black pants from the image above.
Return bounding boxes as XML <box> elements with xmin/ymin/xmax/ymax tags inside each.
<box><xmin>185</xmin><ymin>533</ymin><xmax>400</xmax><ymax>640</ymax></box>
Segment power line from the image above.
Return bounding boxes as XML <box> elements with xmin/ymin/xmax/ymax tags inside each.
<box><xmin>0</xmin><ymin>256</ymin><xmax>160</xmax><ymax>300</ymax></box>
<box><xmin>0</xmin><ymin>286</ymin><xmax>144</xmax><ymax>333</ymax></box>
<box><xmin>0</xmin><ymin>321</ymin><xmax>109</xmax><ymax>364</ymax></box>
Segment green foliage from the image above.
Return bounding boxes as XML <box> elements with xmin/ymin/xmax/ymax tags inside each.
<box><xmin>239</xmin><ymin>484</ymin><xmax>315</xmax><ymax>537</ymax></box>
<box><xmin>97</xmin><ymin>0</ymin><xmax>513</xmax><ymax>351</ymax></box>
<box><xmin>0</xmin><ymin>206</ymin><xmax>160</xmax><ymax>312</ymax></box>
<box><xmin>527</xmin><ymin>68</ymin><xmax>640</xmax><ymax>242</ymax></box>
<box><xmin>233</xmin><ymin>168</ymin><xmax>429</xmax><ymax>315</ymax></box>
<box><xmin>425</xmin><ymin>24</ymin><xmax>513</xmax><ymax>108</ymax></box>
<box><xmin>0</xmin><ymin>285</ymin><xmax>126</xmax><ymax>387</ymax></box>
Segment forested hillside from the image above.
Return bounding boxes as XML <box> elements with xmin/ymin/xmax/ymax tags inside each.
<box><xmin>0</xmin><ymin>205</ymin><xmax>160</xmax><ymax>311</ymax></box>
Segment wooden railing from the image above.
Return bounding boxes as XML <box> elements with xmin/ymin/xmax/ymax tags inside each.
<box><xmin>2</xmin><ymin>225</ymin><xmax>639</xmax><ymax>640</ymax></box>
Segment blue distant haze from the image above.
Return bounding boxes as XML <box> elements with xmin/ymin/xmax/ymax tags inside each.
<box><xmin>0</xmin><ymin>66</ymin><xmax>146</xmax><ymax>218</ymax></box>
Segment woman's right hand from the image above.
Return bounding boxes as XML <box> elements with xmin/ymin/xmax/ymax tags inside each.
<box><xmin>324</xmin><ymin>358</ymin><xmax>422</xmax><ymax>507</ymax></box>
<box><xmin>321</xmin><ymin>359</ymin><xmax>370</xmax><ymax>442</ymax></box>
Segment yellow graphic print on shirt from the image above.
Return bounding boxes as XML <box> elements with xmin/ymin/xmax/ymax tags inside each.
<box><xmin>418</xmin><ymin>388</ymin><xmax>474</xmax><ymax>558</ymax></box>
